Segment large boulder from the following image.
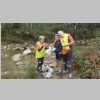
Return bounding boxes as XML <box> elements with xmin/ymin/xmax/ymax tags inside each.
<box><xmin>22</xmin><ymin>48</ymin><xmax>32</xmax><ymax>56</ymax></box>
<box><xmin>5</xmin><ymin>54</ymin><xmax>8</xmax><ymax>58</ymax></box>
<box><xmin>3</xmin><ymin>45</ymin><xmax>7</xmax><ymax>49</ymax></box>
<box><xmin>15</xmin><ymin>61</ymin><xmax>24</xmax><ymax>66</ymax></box>
<box><xmin>42</xmin><ymin>64</ymin><xmax>54</xmax><ymax>78</ymax></box>
<box><xmin>12</xmin><ymin>44</ymin><xmax>24</xmax><ymax>51</ymax></box>
<box><xmin>12</xmin><ymin>53</ymin><xmax>22</xmax><ymax>62</ymax></box>
<box><xmin>45</xmin><ymin>67</ymin><xmax>54</xmax><ymax>78</ymax></box>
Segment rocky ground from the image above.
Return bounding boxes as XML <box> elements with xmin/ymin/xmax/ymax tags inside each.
<box><xmin>1</xmin><ymin>37</ymin><xmax>100</xmax><ymax>79</ymax></box>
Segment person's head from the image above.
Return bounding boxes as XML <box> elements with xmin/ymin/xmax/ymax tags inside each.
<box><xmin>39</xmin><ymin>35</ymin><xmax>45</xmax><ymax>43</ymax></box>
<box><xmin>57</xmin><ymin>30</ymin><xmax>64</xmax><ymax>38</ymax></box>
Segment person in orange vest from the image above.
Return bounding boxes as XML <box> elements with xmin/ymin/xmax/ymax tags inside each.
<box><xmin>57</xmin><ymin>30</ymin><xmax>74</xmax><ymax>79</ymax></box>
<box><xmin>35</xmin><ymin>35</ymin><xmax>46</xmax><ymax>72</ymax></box>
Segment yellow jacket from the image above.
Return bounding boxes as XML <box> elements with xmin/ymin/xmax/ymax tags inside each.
<box><xmin>35</xmin><ymin>48</ymin><xmax>45</xmax><ymax>59</ymax></box>
<box><xmin>60</xmin><ymin>33</ymin><xmax>70</xmax><ymax>55</ymax></box>
<box><xmin>35</xmin><ymin>41</ymin><xmax>46</xmax><ymax>59</ymax></box>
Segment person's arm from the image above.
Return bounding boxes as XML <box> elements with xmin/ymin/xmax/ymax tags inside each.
<box><xmin>68</xmin><ymin>34</ymin><xmax>75</xmax><ymax>46</ymax></box>
<box><xmin>43</xmin><ymin>43</ymin><xmax>48</xmax><ymax>49</ymax></box>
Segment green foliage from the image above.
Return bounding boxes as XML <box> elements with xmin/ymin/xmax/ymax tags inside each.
<box><xmin>72</xmin><ymin>47</ymin><xmax>95</xmax><ymax>78</ymax></box>
<box><xmin>2</xmin><ymin>23</ymin><xmax>100</xmax><ymax>43</ymax></box>
<box><xmin>26</xmin><ymin>65</ymin><xmax>38</xmax><ymax>79</ymax></box>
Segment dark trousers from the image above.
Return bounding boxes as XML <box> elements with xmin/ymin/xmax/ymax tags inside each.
<box><xmin>63</xmin><ymin>51</ymin><xmax>72</xmax><ymax>74</ymax></box>
<box><xmin>37</xmin><ymin>58</ymin><xmax>44</xmax><ymax>72</ymax></box>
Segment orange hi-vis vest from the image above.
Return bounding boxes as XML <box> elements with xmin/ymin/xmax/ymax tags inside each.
<box><xmin>60</xmin><ymin>33</ymin><xmax>70</xmax><ymax>55</ymax></box>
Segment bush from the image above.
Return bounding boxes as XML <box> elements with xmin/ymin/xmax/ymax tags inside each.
<box><xmin>2</xmin><ymin>23</ymin><xmax>99</xmax><ymax>43</ymax></box>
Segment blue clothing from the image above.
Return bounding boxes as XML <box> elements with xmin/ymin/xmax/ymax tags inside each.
<box><xmin>63</xmin><ymin>51</ymin><xmax>72</xmax><ymax>62</ymax></box>
<box><xmin>54</xmin><ymin>39</ymin><xmax>73</xmax><ymax>75</ymax></box>
<box><xmin>55</xmin><ymin>53</ymin><xmax>62</xmax><ymax>60</ymax></box>
<box><xmin>37</xmin><ymin>58</ymin><xmax>44</xmax><ymax>72</ymax></box>
<box><xmin>63</xmin><ymin>51</ymin><xmax>72</xmax><ymax>73</ymax></box>
<box><xmin>54</xmin><ymin>40</ymin><xmax>62</xmax><ymax>60</ymax></box>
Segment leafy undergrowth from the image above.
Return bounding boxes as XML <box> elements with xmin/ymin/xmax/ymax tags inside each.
<box><xmin>72</xmin><ymin>41</ymin><xmax>100</xmax><ymax>79</ymax></box>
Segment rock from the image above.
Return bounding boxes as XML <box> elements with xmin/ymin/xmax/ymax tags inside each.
<box><xmin>22</xmin><ymin>48</ymin><xmax>32</xmax><ymax>56</ymax></box>
<box><xmin>26</xmin><ymin>32</ymin><xmax>30</xmax><ymax>35</ymax></box>
<box><xmin>81</xmin><ymin>40</ymin><xmax>86</xmax><ymax>45</ymax></box>
<box><xmin>16</xmin><ymin>61</ymin><xmax>24</xmax><ymax>66</ymax></box>
<box><xmin>42</xmin><ymin>64</ymin><xmax>54</xmax><ymax>78</ymax></box>
<box><xmin>5</xmin><ymin>54</ymin><xmax>8</xmax><ymax>58</ymax></box>
<box><xmin>12</xmin><ymin>44</ymin><xmax>24</xmax><ymax>51</ymax></box>
<box><xmin>24</xmin><ymin>42</ymin><xmax>28</xmax><ymax>47</ymax></box>
<box><xmin>49</xmin><ymin>63</ymin><xmax>56</xmax><ymax>67</ymax></box>
<box><xmin>7</xmin><ymin>44</ymin><xmax>11</xmax><ymax>50</ymax></box>
<box><xmin>4</xmin><ymin>71</ymin><xmax>9</xmax><ymax>75</ymax></box>
<box><xmin>97</xmin><ymin>51</ymin><xmax>100</xmax><ymax>57</ymax></box>
<box><xmin>12</xmin><ymin>53</ymin><xmax>22</xmax><ymax>62</ymax></box>
<box><xmin>46</xmin><ymin>66</ymin><xmax>54</xmax><ymax>76</ymax></box>
<box><xmin>3</xmin><ymin>45</ymin><xmax>7</xmax><ymax>49</ymax></box>
<box><xmin>30</xmin><ymin>45</ymin><xmax>34</xmax><ymax>49</ymax></box>
<box><xmin>13</xmin><ymin>47</ymin><xmax>24</xmax><ymax>51</ymax></box>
